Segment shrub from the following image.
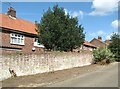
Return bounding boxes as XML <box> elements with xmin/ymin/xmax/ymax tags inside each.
<box><xmin>93</xmin><ymin>48</ymin><xmax>114</xmax><ymax>64</ymax></box>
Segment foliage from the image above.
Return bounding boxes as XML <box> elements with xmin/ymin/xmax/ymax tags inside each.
<box><xmin>93</xmin><ymin>48</ymin><xmax>114</xmax><ymax>64</ymax></box>
<box><xmin>108</xmin><ymin>33</ymin><xmax>120</xmax><ymax>61</ymax></box>
<box><xmin>37</xmin><ymin>5</ymin><xmax>85</xmax><ymax>51</ymax></box>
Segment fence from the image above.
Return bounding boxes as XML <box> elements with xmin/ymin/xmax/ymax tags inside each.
<box><xmin>0</xmin><ymin>52</ymin><xmax>93</xmax><ymax>81</ymax></box>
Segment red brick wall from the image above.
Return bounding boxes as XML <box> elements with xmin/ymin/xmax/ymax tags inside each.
<box><xmin>0</xmin><ymin>31</ymin><xmax>44</xmax><ymax>54</ymax></box>
<box><xmin>90</xmin><ymin>39</ymin><xmax>107</xmax><ymax>48</ymax></box>
<box><xmin>105</xmin><ymin>40</ymin><xmax>111</xmax><ymax>46</ymax></box>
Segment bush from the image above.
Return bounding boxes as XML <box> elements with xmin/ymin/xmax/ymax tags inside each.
<box><xmin>93</xmin><ymin>48</ymin><xmax>114</xmax><ymax>64</ymax></box>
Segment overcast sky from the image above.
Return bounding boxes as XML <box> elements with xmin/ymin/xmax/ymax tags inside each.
<box><xmin>2</xmin><ymin>0</ymin><xmax>119</xmax><ymax>41</ymax></box>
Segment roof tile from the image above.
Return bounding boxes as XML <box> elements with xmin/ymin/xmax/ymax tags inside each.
<box><xmin>84</xmin><ymin>40</ymin><xmax>97</xmax><ymax>48</ymax></box>
<box><xmin>0</xmin><ymin>13</ymin><xmax>37</xmax><ymax>35</ymax></box>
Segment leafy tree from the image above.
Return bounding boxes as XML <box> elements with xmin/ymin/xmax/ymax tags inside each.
<box><xmin>108</xmin><ymin>33</ymin><xmax>120</xmax><ymax>61</ymax></box>
<box><xmin>38</xmin><ymin>5</ymin><xmax>85</xmax><ymax>51</ymax></box>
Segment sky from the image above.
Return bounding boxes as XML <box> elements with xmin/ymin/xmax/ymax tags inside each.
<box><xmin>1</xmin><ymin>0</ymin><xmax>119</xmax><ymax>41</ymax></box>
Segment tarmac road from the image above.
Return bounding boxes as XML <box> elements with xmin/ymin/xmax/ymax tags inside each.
<box><xmin>46</xmin><ymin>62</ymin><xmax>119</xmax><ymax>87</ymax></box>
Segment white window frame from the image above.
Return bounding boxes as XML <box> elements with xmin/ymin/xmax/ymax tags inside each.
<box><xmin>10</xmin><ymin>33</ymin><xmax>24</xmax><ymax>45</ymax></box>
<box><xmin>34</xmin><ymin>38</ymin><xmax>44</xmax><ymax>48</ymax></box>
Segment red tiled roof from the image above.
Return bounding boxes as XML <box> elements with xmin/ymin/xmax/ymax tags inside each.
<box><xmin>84</xmin><ymin>40</ymin><xmax>97</xmax><ymax>48</ymax></box>
<box><xmin>0</xmin><ymin>13</ymin><xmax>37</xmax><ymax>35</ymax></box>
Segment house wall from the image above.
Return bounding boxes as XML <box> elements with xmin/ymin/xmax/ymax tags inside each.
<box><xmin>105</xmin><ymin>40</ymin><xmax>111</xmax><ymax>46</ymax></box>
<box><xmin>90</xmin><ymin>39</ymin><xmax>107</xmax><ymax>48</ymax></box>
<box><xmin>82</xmin><ymin>45</ymin><xmax>94</xmax><ymax>51</ymax></box>
<box><xmin>73</xmin><ymin>45</ymin><xmax>95</xmax><ymax>52</ymax></box>
<box><xmin>0</xmin><ymin>31</ymin><xmax>44</xmax><ymax>54</ymax></box>
<box><xmin>0</xmin><ymin>52</ymin><xmax>93</xmax><ymax>81</ymax></box>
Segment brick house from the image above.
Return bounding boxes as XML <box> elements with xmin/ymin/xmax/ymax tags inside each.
<box><xmin>0</xmin><ymin>7</ymin><xmax>44</xmax><ymax>53</ymax></box>
<box><xmin>82</xmin><ymin>40</ymin><xmax>97</xmax><ymax>51</ymax></box>
<box><xmin>73</xmin><ymin>40</ymin><xmax>97</xmax><ymax>52</ymax></box>
<box><xmin>104</xmin><ymin>40</ymin><xmax>112</xmax><ymax>46</ymax></box>
<box><xmin>90</xmin><ymin>36</ymin><xmax>108</xmax><ymax>48</ymax></box>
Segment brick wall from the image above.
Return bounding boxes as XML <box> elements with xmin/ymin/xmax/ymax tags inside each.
<box><xmin>0</xmin><ymin>31</ymin><xmax>44</xmax><ymax>54</ymax></box>
<box><xmin>90</xmin><ymin>39</ymin><xmax>107</xmax><ymax>48</ymax></box>
<box><xmin>0</xmin><ymin>52</ymin><xmax>93</xmax><ymax>81</ymax></box>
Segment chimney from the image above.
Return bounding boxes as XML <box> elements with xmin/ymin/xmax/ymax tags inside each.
<box><xmin>98</xmin><ymin>36</ymin><xmax>102</xmax><ymax>40</ymax></box>
<box><xmin>7</xmin><ymin>7</ymin><xmax>16</xmax><ymax>18</ymax></box>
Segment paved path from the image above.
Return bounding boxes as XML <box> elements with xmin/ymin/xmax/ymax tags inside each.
<box><xmin>46</xmin><ymin>62</ymin><xmax>119</xmax><ymax>87</ymax></box>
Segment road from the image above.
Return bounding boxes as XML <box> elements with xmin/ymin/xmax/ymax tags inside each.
<box><xmin>46</xmin><ymin>62</ymin><xmax>119</xmax><ymax>87</ymax></box>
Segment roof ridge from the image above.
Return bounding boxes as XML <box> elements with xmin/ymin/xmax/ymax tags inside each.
<box><xmin>0</xmin><ymin>13</ymin><xmax>35</xmax><ymax>25</ymax></box>
<box><xmin>94</xmin><ymin>38</ymin><xmax>107</xmax><ymax>45</ymax></box>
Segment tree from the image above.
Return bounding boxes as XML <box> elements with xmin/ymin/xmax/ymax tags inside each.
<box><xmin>108</xmin><ymin>33</ymin><xmax>120</xmax><ymax>61</ymax></box>
<box><xmin>38</xmin><ymin>5</ymin><xmax>85</xmax><ymax>51</ymax></box>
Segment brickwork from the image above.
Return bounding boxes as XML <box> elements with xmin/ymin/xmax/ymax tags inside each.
<box><xmin>0</xmin><ymin>31</ymin><xmax>44</xmax><ymax>54</ymax></box>
<box><xmin>90</xmin><ymin>38</ymin><xmax>107</xmax><ymax>48</ymax></box>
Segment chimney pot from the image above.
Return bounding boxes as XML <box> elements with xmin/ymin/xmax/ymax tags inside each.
<box><xmin>7</xmin><ymin>7</ymin><xmax>16</xmax><ymax>18</ymax></box>
<box><xmin>98</xmin><ymin>36</ymin><xmax>102</xmax><ymax>40</ymax></box>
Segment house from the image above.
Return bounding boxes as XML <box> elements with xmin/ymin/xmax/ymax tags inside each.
<box><xmin>0</xmin><ymin>7</ymin><xmax>44</xmax><ymax>53</ymax></box>
<box><xmin>104</xmin><ymin>40</ymin><xmax>112</xmax><ymax>46</ymax></box>
<box><xmin>82</xmin><ymin>40</ymin><xmax>97</xmax><ymax>51</ymax></box>
<box><xmin>73</xmin><ymin>40</ymin><xmax>97</xmax><ymax>52</ymax></box>
<box><xmin>90</xmin><ymin>36</ymin><xmax>108</xmax><ymax>48</ymax></box>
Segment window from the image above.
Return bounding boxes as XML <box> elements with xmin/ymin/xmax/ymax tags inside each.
<box><xmin>34</xmin><ymin>38</ymin><xmax>41</xmax><ymax>46</ymax></box>
<box><xmin>34</xmin><ymin>38</ymin><xmax>44</xmax><ymax>48</ymax></box>
<box><xmin>34</xmin><ymin>38</ymin><xmax>40</xmax><ymax>45</ymax></box>
<box><xmin>89</xmin><ymin>48</ymin><xmax>93</xmax><ymax>51</ymax></box>
<box><xmin>10</xmin><ymin>33</ymin><xmax>24</xmax><ymax>45</ymax></box>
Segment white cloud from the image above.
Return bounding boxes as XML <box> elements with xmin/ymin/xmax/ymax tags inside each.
<box><xmin>106</xmin><ymin>33</ymin><xmax>112</xmax><ymax>40</ymax></box>
<box><xmin>70</xmin><ymin>11</ymin><xmax>84</xmax><ymax>19</ymax></box>
<box><xmin>89</xmin><ymin>31</ymin><xmax>120</xmax><ymax>40</ymax></box>
<box><xmin>90</xmin><ymin>32</ymin><xmax>96</xmax><ymax>36</ymax></box>
<box><xmin>90</xmin><ymin>31</ymin><xmax>119</xmax><ymax>40</ymax></box>
<box><xmin>90</xmin><ymin>30</ymin><xmax>106</xmax><ymax>37</ymax></box>
<box><xmin>89</xmin><ymin>0</ymin><xmax>119</xmax><ymax>16</ymax></box>
<box><xmin>111</xmin><ymin>20</ymin><xmax>120</xmax><ymax>29</ymax></box>
<box><xmin>106</xmin><ymin>32</ymin><xmax>120</xmax><ymax>40</ymax></box>
<box><xmin>64</xmin><ymin>9</ymin><xmax>68</xmax><ymax>15</ymax></box>
<box><xmin>79</xmin><ymin>11</ymin><xmax>84</xmax><ymax>19</ymax></box>
<box><xmin>71</xmin><ymin>11</ymin><xmax>79</xmax><ymax>17</ymax></box>
<box><xmin>64</xmin><ymin>9</ymin><xmax>84</xmax><ymax>19</ymax></box>
<box><xmin>97</xmin><ymin>30</ymin><xmax>106</xmax><ymax>35</ymax></box>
